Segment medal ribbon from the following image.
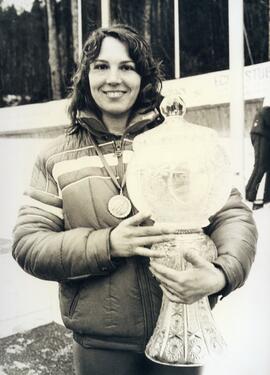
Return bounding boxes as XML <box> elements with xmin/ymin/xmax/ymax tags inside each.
<box><xmin>88</xmin><ymin>133</ymin><xmax>126</xmax><ymax>194</ymax></box>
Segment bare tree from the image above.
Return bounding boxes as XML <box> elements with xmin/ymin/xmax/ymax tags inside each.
<box><xmin>143</xmin><ymin>0</ymin><xmax>151</xmax><ymax>45</ymax></box>
<box><xmin>268</xmin><ymin>0</ymin><xmax>270</xmax><ymax>60</ymax></box>
<box><xmin>71</xmin><ymin>0</ymin><xmax>79</xmax><ymax>65</ymax></box>
<box><xmin>46</xmin><ymin>0</ymin><xmax>61</xmax><ymax>99</ymax></box>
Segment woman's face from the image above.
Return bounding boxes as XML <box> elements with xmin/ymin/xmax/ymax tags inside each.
<box><xmin>88</xmin><ymin>37</ymin><xmax>141</xmax><ymax>119</ymax></box>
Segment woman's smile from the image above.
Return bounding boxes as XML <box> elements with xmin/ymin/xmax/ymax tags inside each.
<box><xmin>102</xmin><ymin>90</ymin><xmax>127</xmax><ymax>98</ymax></box>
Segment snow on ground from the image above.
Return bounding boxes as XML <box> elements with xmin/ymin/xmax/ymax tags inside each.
<box><xmin>0</xmin><ymin>322</ymin><xmax>73</xmax><ymax>375</ymax></box>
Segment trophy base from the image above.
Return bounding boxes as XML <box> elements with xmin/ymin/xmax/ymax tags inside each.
<box><xmin>145</xmin><ymin>352</ymin><xmax>203</xmax><ymax>367</ymax></box>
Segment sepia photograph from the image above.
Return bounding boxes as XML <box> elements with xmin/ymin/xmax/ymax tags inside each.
<box><xmin>0</xmin><ymin>0</ymin><xmax>269</xmax><ymax>374</ymax></box>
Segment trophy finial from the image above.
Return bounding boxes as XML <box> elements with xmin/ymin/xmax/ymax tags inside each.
<box><xmin>160</xmin><ymin>94</ymin><xmax>186</xmax><ymax>117</ymax></box>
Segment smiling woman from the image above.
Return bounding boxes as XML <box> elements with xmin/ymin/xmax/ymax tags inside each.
<box><xmin>68</xmin><ymin>24</ymin><xmax>162</xmax><ymax>129</ymax></box>
<box><xmin>88</xmin><ymin>37</ymin><xmax>141</xmax><ymax>134</ymax></box>
<box><xmin>12</xmin><ymin>24</ymin><xmax>257</xmax><ymax>375</ymax></box>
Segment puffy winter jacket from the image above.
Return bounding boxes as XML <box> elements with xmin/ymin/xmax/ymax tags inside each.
<box><xmin>12</xmin><ymin>109</ymin><xmax>257</xmax><ymax>352</ymax></box>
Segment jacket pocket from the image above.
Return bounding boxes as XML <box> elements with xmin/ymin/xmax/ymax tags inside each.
<box><xmin>59</xmin><ymin>281</ymin><xmax>84</xmax><ymax>319</ymax></box>
<box><xmin>69</xmin><ymin>286</ymin><xmax>82</xmax><ymax>317</ymax></box>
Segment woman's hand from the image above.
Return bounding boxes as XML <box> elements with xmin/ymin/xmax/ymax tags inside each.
<box><xmin>110</xmin><ymin>212</ymin><xmax>176</xmax><ymax>258</ymax></box>
<box><xmin>149</xmin><ymin>250</ymin><xmax>226</xmax><ymax>304</ymax></box>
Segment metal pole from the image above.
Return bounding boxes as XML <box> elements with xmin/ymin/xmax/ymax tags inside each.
<box><xmin>78</xmin><ymin>0</ymin><xmax>82</xmax><ymax>56</ymax></box>
<box><xmin>174</xmin><ymin>0</ymin><xmax>180</xmax><ymax>78</ymax></box>
<box><xmin>228</xmin><ymin>0</ymin><xmax>245</xmax><ymax>193</ymax></box>
<box><xmin>101</xmin><ymin>0</ymin><xmax>111</xmax><ymax>27</ymax></box>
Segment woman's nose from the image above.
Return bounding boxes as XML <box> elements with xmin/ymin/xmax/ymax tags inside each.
<box><xmin>106</xmin><ymin>68</ymin><xmax>121</xmax><ymax>85</ymax></box>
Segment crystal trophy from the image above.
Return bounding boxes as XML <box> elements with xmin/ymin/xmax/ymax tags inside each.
<box><xmin>126</xmin><ymin>94</ymin><xmax>232</xmax><ymax>366</ymax></box>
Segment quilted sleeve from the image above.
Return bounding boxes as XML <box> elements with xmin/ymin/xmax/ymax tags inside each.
<box><xmin>12</xmin><ymin>151</ymin><xmax>118</xmax><ymax>282</ymax></box>
<box><xmin>205</xmin><ymin>188</ymin><xmax>258</xmax><ymax>297</ymax></box>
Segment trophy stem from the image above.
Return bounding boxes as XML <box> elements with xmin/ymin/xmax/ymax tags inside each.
<box><xmin>146</xmin><ymin>232</ymin><xmax>226</xmax><ymax>366</ymax></box>
<box><xmin>159</xmin><ymin>299</ymin><xmax>172</xmax><ymax>357</ymax></box>
<box><xmin>184</xmin><ymin>303</ymin><xmax>188</xmax><ymax>362</ymax></box>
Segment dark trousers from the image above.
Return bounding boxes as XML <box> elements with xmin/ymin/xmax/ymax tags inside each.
<box><xmin>73</xmin><ymin>341</ymin><xmax>203</xmax><ymax>375</ymax></box>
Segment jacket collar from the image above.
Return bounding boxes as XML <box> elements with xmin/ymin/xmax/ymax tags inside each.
<box><xmin>77</xmin><ymin>108</ymin><xmax>162</xmax><ymax>139</ymax></box>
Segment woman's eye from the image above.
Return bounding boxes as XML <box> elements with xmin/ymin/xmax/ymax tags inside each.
<box><xmin>121</xmin><ymin>64</ymin><xmax>135</xmax><ymax>71</ymax></box>
<box><xmin>93</xmin><ymin>64</ymin><xmax>108</xmax><ymax>70</ymax></box>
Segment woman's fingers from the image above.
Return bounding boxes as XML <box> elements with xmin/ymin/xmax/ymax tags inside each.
<box><xmin>134</xmin><ymin>234</ymin><xmax>176</xmax><ymax>247</ymax></box>
<box><xmin>151</xmin><ymin>267</ymin><xmax>190</xmax><ymax>303</ymax></box>
<box><xmin>150</xmin><ymin>262</ymin><xmax>179</xmax><ymax>280</ymax></box>
<box><xmin>123</xmin><ymin>211</ymin><xmax>152</xmax><ymax>226</ymax></box>
<box><xmin>160</xmin><ymin>286</ymin><xmax>182</xmax><ymax>303</ymax></box>
<box><xmin>110</xmin><ymin>212</ymin><xmax>177</xmax><ymax>258</ymax></box>
<box><xmin>132</xmin><ymin>225</ymin><xmax>177</xmax><ymax>236</ymax></box>
<box><xmin>133</xmin><ymin>246</ymin><xmax>165</xmax><ymax>258</ymax></box>
<box><xmin>122</xmin><ymin>212</ymin><xmax>177</xmax><ymax>235</ymax></box>
<box><xmin>149</xmin><ymin>265</ymin><xmax>178</xmax><ymax>288</ymax></box>
<box><xmin>183</xmin><ymin>250</ymin><xmax>209</xmax><ymax>268</ymax></box>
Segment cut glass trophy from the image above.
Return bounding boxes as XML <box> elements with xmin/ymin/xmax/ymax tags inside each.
<box><xmin>126</xmin><ymin>94</ymin><xmax>232</xmax><ymax>366</ymax></box>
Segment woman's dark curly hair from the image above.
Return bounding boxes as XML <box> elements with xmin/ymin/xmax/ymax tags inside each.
<box><xmin>68</xmin><ymin>24</ymin><xmax>163</xmax><ymax>127</ymax></box>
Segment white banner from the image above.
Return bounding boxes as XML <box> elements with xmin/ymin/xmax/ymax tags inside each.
<box><xmin>162</xmin><ymin>61</ymin><xmax>270</xmax><ymax>107</ymax></box>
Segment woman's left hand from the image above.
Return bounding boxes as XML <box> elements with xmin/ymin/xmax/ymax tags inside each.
<box><xmin>149</xmin><ymin>250</ymin><xmax>226</xmax><ymax>304</ymax></box>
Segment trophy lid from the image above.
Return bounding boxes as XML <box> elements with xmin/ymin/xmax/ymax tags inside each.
<box><xmin>160</xmin><ymin>93</ymin><xmax>186</xmax><ymax>117</ymax></box>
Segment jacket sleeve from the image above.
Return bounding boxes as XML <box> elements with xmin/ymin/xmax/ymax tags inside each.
<box><xmin>205</xmin><ymin>188</ymin><xmax>258</xmax><ymax>298</ymax></box>
<box><xmin>12</xmin><ymin>151</ymin><xmax>118</xmax><ymax>282</ymax></box>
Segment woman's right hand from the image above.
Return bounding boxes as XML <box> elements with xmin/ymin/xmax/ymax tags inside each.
<box><xmin>110</xmin><ymin>212</ymin><xmax>176</xmax><ymax>258</ymax></box>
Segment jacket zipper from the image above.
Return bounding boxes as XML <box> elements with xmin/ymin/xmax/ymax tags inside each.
<box><xmin>136</xmin><ymin>259</ymin><xmax>155</xmax><ymax>347</ymax></box>
<box><xmin>114</xmin><ymin>137</ymin><xmax>155</xmax><ymax>346</ymax></box>
<box><xmin>113</xmin><ymin>138</ymin><xmax>125</xmax><ymax>186</ymax></box>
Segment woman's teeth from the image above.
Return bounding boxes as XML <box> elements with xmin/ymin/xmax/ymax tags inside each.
<box><xmin>105</xmin><ymin>91</ymin><xmax>124</xmax><ymax>98</ymax></box>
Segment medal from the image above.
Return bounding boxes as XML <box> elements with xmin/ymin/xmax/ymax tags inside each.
<box><xmin>108</xmin><ymin>194</ymin><xmax>132</xmax><ymax>218</ymax></box>
<box><xmin>86</xmin><ymin>130</ymin><xmax>133</xmax><ymax>219</ymax></box>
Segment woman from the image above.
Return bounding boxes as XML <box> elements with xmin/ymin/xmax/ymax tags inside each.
<box><xmin>12</xmin><ymin>24</ymin><xmax>257</xmax><ymax>375</ymax></box>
